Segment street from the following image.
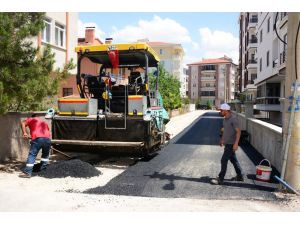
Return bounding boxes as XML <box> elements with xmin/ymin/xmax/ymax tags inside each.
<box><xmin>84</xmin><ymin>112</ymin><xmax>278</xmax><ymax>200</ymax></box>
<box><xmin>1</xmin><ymin>110</ymin><xmax>298</xmax><ymax>212</ymax></box>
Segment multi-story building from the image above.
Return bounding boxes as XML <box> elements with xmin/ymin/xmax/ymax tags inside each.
<box><xmin>30</xmin><ymin>13</ymin><xmax>78</xmax><ymax>97</ymax></box>
<box><xmin>147</xmin><ymin>42</ymin><xmax>186</xmax><ymax>97</ymax></box>
<box><xmin>239</xmin><ymin>12</ymin><xmax>287</xmax><ymax>125</ymax></box>
<box><xmin>34</xmin><ymin>13</ymin><xmax>78</xmax><ymax>73</ymax></box>
<box><xmin>255</xmin><ymin>12</ymin><xmax>287</xmax><ymax>125</ymax></box>
<box><xmin>187</xmin><ymin>56</ymin><xmax>237</xmax><ymax>107</ymax></box>
<box><xmin>183</xmin><ymin>67</ymin><xmax>189</xmax><ymax>97</ymax></box>
<box><xmin>239</xmin><ymin>12</ymin><xmax>258</xmax><ymax>102</ymax></box>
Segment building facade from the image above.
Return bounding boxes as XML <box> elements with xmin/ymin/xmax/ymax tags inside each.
<box><xmin>239</xmin><ymin>12</ymin><xmax>258</xmax><ymax>102</ymax></box>
<box><xmin>36</xmin><ymin>13</ymin><xmax>78</xmax><ymax>73</ymax></box>
<box><xmin>239</xmin><ymin>12</ymin><xmax>288</xmax><ymax>126</ymax></box>
<box><xmin>187</xmin><ymin>56</ymin><xmax>237</xmax><ymax>107</ymax></box>
<box><xmin>147</xmin><ymin>42</ymin><xmax>186</xmax><ymax>97</ymax></box>
<box><xmin>30</xmin><ymin>12</ymin><xmax>79</xmax><ymax>97</ymax></box>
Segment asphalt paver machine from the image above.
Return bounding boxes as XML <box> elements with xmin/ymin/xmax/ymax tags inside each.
<box><xmin>51</xmin><ymin>42</ymin><xmax>169</xmax><ymax>156</ymax></box>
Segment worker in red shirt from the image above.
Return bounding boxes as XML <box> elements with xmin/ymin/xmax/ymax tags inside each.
<box><xmin>20</xmin><ymin>114</ymin><xmax>51</xmax><ymax>178</ymax></box>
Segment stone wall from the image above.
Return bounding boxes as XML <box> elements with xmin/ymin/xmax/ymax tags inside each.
<box><xmin>0</xmin><ymin>112</ymin><xmax>50</xmax><ymax>162</ymax></box>
<box><xmin>235</xmin><ymin>112</ymin><xmax>283</xmax><ymax>171</ymax></box>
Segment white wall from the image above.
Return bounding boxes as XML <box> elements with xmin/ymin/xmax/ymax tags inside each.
<box><xmin>256</xmin><ymin>13</ymin><xmax>274</xmax><ymax>84</ymax></box>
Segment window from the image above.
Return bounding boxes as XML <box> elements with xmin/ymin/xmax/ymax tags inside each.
<box><xmin>260</xmin><ymin>29</ymin><xmax>263</xmax><ymax>43</ymax></box>
<box><xmin>266</xmin><ymin>51</ymin><xmax>270</xmax><ymax>67</ymax></box>
<box><xmin>55</xmin><ymin>23</ymin><xmax>65</xmax><ymax>47</ymax></box>
<box><xmin>42</xmin><ymin>19</ymin><xmax>51</xmax><ymax>43</ymax></box>
<box><xmin>267</xmin><ymin>17</ymin><xmax>270</xmax><ymax>33</ymax></box>
<box><xmin>159</xmin><ymin>49</ymin><xmax>163</xmax><ymax>55</ymax></box>
<box><xmin>63</xmin><ymin>88</ymin><xmax>73</xmax><ymax>97</ymax></box>
<box><xmin>260</xmin><ymin>58</ymin><xmax>262</xmax><ymax>72</ymax></box>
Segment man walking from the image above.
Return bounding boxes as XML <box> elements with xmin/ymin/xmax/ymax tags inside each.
<box><xmin>19</xmin><ymin>114</ymin><xmax>51</xmax><ymax>178</ymax></box>
<box><xmin>211</xmin><ymin>103</ymin><xmax>244</xmax><ymax>185</ymax></box>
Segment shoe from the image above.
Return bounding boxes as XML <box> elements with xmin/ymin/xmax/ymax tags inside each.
<box><xmin>19</xmin><ymin>173</ymin><xmax>31</xmax><ymax>178</ymax></box>
<box><xmin>231</xmin><ymin>175</ymin><xmax>244</xmax><ymax>181</ymax></box>
<box><xmin>210</xmin><ymin>177</ymin><xmax>223</xmax><ymax>185</ymax></box>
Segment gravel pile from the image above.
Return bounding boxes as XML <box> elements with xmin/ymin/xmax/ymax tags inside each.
<box><xmin>36</xmin><ymin>159</ymin><xmax>101</xmax><ymax>179</ymax></box>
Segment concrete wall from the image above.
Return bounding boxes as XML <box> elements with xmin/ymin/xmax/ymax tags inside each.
<box><xmin>0</xmin><ymin>112</ymin><xmax>51</xmax><ymax>162</ymax></box>
<box><xmin>235</xmin><ymin>112</ymin><xmax>283</xmax><ymax>171</ymax></box>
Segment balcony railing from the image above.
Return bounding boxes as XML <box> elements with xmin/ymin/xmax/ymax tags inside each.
<box><xmin>256</xmin><ymin>97</ymin><xmax>280</xmax><ymax>105</ymax></box>
<box><xmin>249</xmin><ymin>38</ymin><xmax>258</xmax><ymax>44</ymax></box>
<box><xmin>245</xmin><ymin>80</ymin><xmax>255</xmax><ymax>85</ymax></box>
<box><xmin>248</xmin><ymin>59</ymin><xmax>257</xmax><ymax>64</ymax></box>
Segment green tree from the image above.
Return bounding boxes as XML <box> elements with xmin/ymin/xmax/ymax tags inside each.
<box><xmin>182</xmin><ymin>97</ymin><xmax>190</xmax><ymax>105</ymax></box>
<box><xmin>149</xmin><ymin>65</ymin><xmax>182</xmax><ymax>110</ymax></box>
<box><xmin>206</xmin><ymin>100</ymin><xmax>212</xmax><ymax>110</ymax></box>
<box><xmin>0</xmin><ymin>13</ymin><xmax>75</xmax><ymax>114</ymax></box>
<box><xmin>195</xmin><ymin>97</ymin><xmax>201</xmax><ymax>109</ymax></box>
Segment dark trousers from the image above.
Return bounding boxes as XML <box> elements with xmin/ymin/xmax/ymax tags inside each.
<box><xmin>23</xmin><ymin>137</ymin><xmax>51</xmax><ymax>175</ymax></box>
<box><xmin>218</xmin><ymin>144</ymin><xmax>243</xmax><ymax>181</ymax></box>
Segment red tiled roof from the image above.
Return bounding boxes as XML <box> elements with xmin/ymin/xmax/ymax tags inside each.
<box><xmin>188</xmin><ymin>58</ymin><xmax>232</xmax><ymax>65</ymax></box>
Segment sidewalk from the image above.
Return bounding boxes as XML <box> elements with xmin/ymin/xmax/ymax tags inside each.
<box><xmin>166</xmin><ymin>110</ymin><xmax>207</xmax><ymax>139</ymax></box>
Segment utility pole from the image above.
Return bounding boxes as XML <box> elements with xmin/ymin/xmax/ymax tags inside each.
<box><xmin>282</xmin><ymin>12</ymin><xmax>300</xmax><ymax>190</ymax></box>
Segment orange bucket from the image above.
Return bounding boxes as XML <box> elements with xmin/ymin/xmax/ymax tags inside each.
<box><xmin>256</xmin><ymin>159</ymin><xmax>272</xmax><ymax>181</ymax></box>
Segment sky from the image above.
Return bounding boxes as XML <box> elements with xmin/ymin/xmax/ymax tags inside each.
<box><xmin>78</xmin><ymin>12</ymin><xmax>240</xmax><ymax>66</ymax></box>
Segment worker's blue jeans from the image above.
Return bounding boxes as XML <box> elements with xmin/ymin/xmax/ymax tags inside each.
<box><xmin>218</xmin><ymin>144</ymin><xmax>243</xmax><ymax>181</ymax></box>
<box><xmin>23</xmin><ymin>137</ymin><xmax>51</xmax><ymax>175</ymax></box>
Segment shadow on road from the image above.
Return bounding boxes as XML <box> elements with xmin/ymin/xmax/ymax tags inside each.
<box><xmin>145</xmin><ymin>172</ymin><xmax>276</xmax><ymax>192</ymax></box>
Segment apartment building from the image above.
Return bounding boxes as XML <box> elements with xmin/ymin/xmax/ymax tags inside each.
<box><xmin>33</xmin><ymin>13</ymin><xmax>78</xmax><ymax>73</ymax></box>
<box><xmin>255</xmin><ymin>12</ymin><xmax>287</xmax><ymax>125</ymax></box>
<box><xmin>30</xmin><ymin>13</ymin><xmax>78</xmax><ymax>97</ymax></box>
<box><xmin>187</xmin><ymin>56</ymin><xmax>237</xmax><ymax>107</ymax></box>
<box><xmin>239</xmin><ymin>12</ymin><xmax>258</xmax><ymax>102</ymax></box>
<box><xmin>239</xmin><ymin>12</ymin><xmax>287</xmax><ymax>125</ymax></box>
<box><xmin>147</xmin><ymin>42</ymin><xmax>186</xmax><ymax>97</ymax></box>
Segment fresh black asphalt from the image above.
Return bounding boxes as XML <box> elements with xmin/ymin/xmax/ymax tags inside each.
<box><xmin>83</xmin><ymin>112</ymin><xmax>279</xmax><ymax>200</ymax></box>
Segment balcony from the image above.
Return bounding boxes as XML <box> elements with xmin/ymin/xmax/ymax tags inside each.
<box><xmin>279</xmin><ymin>12</ymin><xmax>288</xmax><ymax>28</ymax></box>
<box><xmin>200</xmin><ymin>86</ymin><xmax>216</xmax><ymax>91</ymax></box>
<box><xmin>247</xmin><ymin>40</ymin><xmax>258</xmax><ymax>50</ymax></box>
<box><xmin>246</xmin><ymin>59</ymin><xmax>257</xmax><ymax>70</ymax></box>
<box><xmin>248</xmin><ymin>17</ymin><xmax>258</xmax><ymax>30</ymax></box>
<box><xmin>249</xmin><ymin>17</ymin><xmax>258</xmax><ymax>23</ymax></box>
<box><xmin>255</xmin><ymin>97</ymin><xmax>281</xmax><ymax>111</ymax></box>
<box><xmin>200</xmin><ymin>76</ymin><xmax>216</xmax><ymax>81</ymax></box>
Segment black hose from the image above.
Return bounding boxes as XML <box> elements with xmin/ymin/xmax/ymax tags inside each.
<box><xmin>274</xmin><ymin>12</ymin><xmax>287</xmax><ymax>45</ymax></box>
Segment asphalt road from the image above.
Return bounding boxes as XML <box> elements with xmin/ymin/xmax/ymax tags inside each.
<box><xmin>84</xmin><ymin>112</ymin><xmax>278</xmax><ymax>201</ymax></box>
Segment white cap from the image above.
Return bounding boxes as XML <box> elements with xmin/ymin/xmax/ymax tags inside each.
<box><xmin>220</xmin><ymin>103</ymin><xmax>230</xmax><ymax>111</ymax></box>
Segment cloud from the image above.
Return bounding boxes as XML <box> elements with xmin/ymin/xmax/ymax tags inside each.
<box><xmin>77</xmin><ymin>20</ymin><xmax>105</xmax><ymax>41</ymax></box>
<box><xmin>110</xmin><ymin>15</ymin><xmax>192</xmax><ymax>43</ymax></box>
<box><xmin>198</xmin><ymin>27</ymin><xmax>239</xmax><ymax>64</ymax></box>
